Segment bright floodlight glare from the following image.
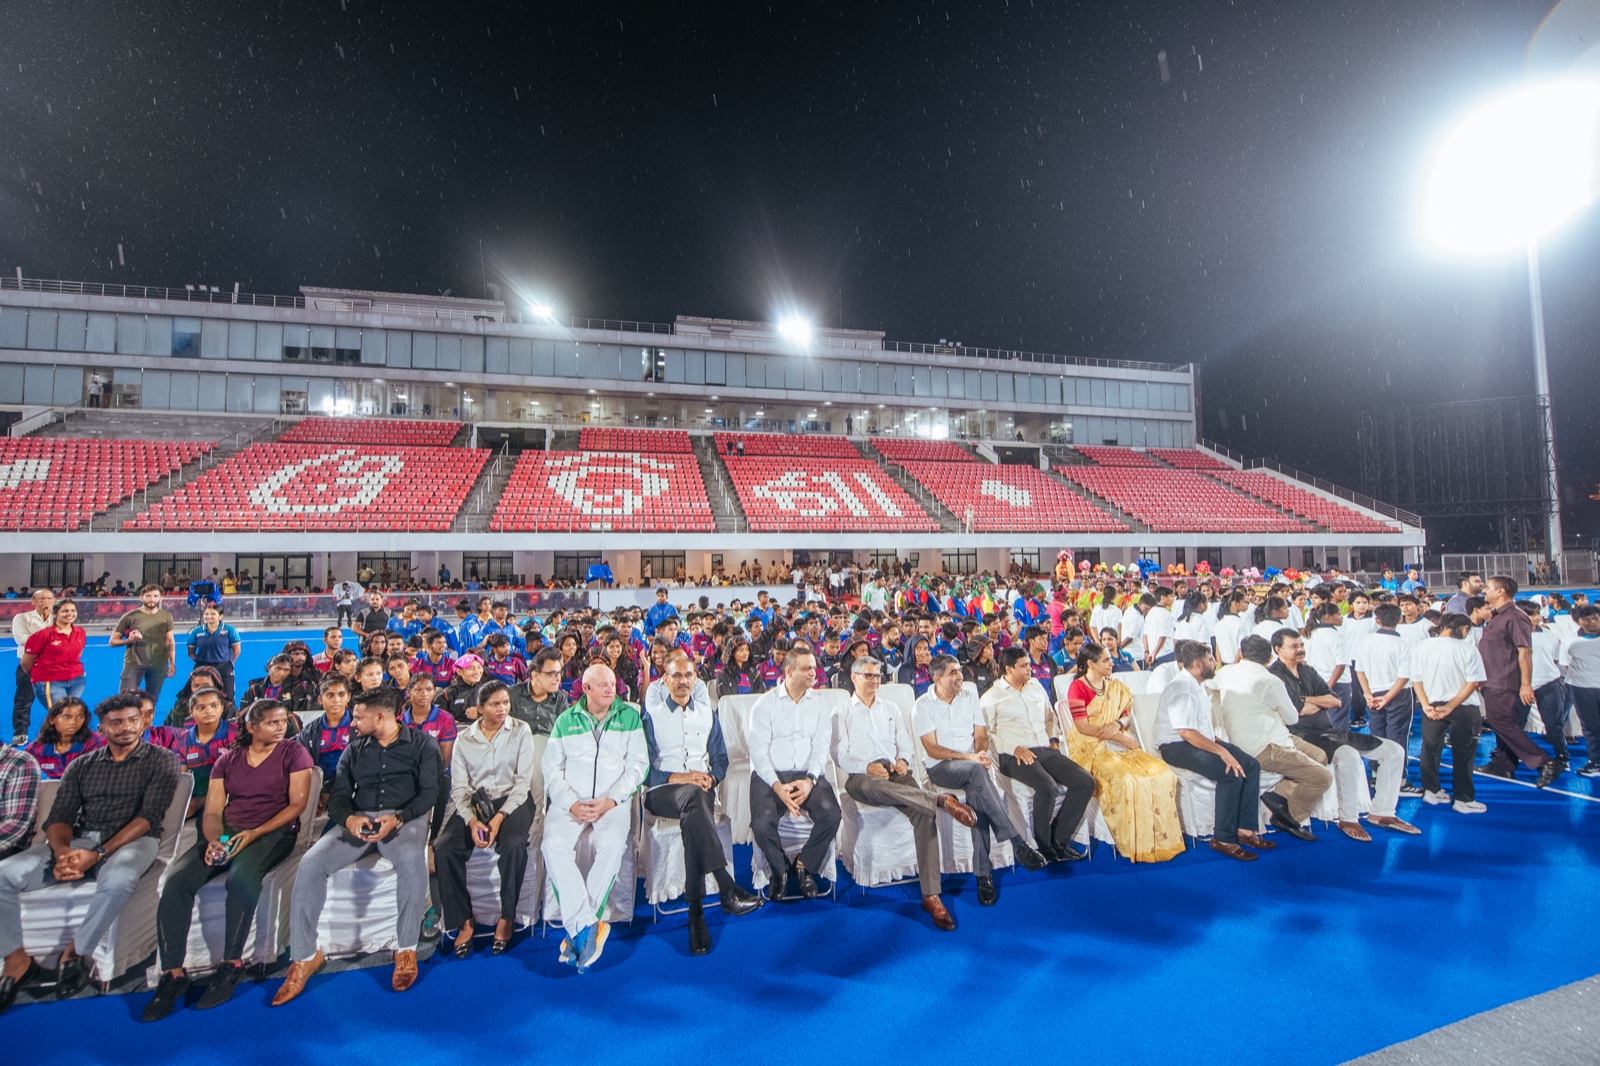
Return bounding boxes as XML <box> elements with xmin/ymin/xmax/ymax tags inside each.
<box><xmin>1422</xmin><ymin>80</ymin><xmax>1600</xmax><ymax>256</ymax></box>
<box><xmin>776</xmin><ymin>314</ymin><xmax>813</xmax><ymax>344</ymax></box>
<box><xmin>529</xmin><ymin>300</ymin><xmax>555</xmax><ymax>320</ymax></box>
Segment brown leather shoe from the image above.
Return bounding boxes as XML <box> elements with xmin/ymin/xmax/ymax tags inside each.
<box><xmin>922</xmin><ymin>894</ymin><xmax>957</xmax><ymax>931</ymax></box>
<box><xmin>1208</xmin><ymin>839</ymin><xmax>1258</xmax><ymax>861</ymax></box>
<box><xmin>270</xmin><ymin>951</ymin><xmax>324</xmax><ymax>1006</ymax></box>
<box><xmin>1368</xmin><ymin>815</ymin><xmax>1421</xmax><ymax>836</ymax></box>
<box><xmin>939</xmin><ymin>794</ymin><xmax>977</xmax><ymax>828</ymax></box>
<box><xmin>1337</xmin><ymin>820</ymin><xmax>1372</xmax><ymax>842</ymax></box>
<box><xmin>391</xmin><ymin>949</ymin><xmax>419</xmax><ymax>992</ymax></box>
<box><xmin>1236</xmin><ymin>831</ymin><xmax>1276</xmax><ymax>851</ymax></box>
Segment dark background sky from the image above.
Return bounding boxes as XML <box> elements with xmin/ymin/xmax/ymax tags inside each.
<box><xmin>1</xmin><ymin>1</ymin><xmax>1595</xmax><ymax>552</ymax></box>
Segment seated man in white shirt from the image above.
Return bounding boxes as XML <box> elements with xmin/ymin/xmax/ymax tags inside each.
<box><xmin>1410</xmin><ymin>614</ymin><xmax>1489</xmax><ymax>813</ymax></box>
<box><xmin>836</xmin><ymin>658</ymin><xmax>974</xmax><ymax>931</ymax></box>
<box><xmin>1269</xmin><ymin>629</ymin><xmax>1415</xmax><ymax>840</ymax></box>
<box><xmin>1213</xmin><ymin>636</ymin><xmax>1330</xmax><ymax>842</ymax></box>
<box><xmin>916</xmin><ymin>656</ymin><xmax>1047</xmax><ymax>906</ymax></box>
<box><xmin>1150</xmin><ymin>640</ymin><xmax>1272</xmax><ymax>861</ymax></box>
<box><xmin>747</xmin><ymin>647</ymin><xmax>842</xmax><ymax>900</ymax></box>
<box><xmin>979</xmin><ymin>647</ymin><xmax>1095</xmax><ymax>862</ymax></box>
<box><xmin>641</xmin><ymin>651</ymin><xmax>762</xmax><ymax>955</ymax></box>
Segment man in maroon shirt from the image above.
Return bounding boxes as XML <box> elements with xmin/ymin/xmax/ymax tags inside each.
<box><xmin>1478</xmin><ymin>576</ymin><xmax>1561</xmax><ymax>788</ymax></box>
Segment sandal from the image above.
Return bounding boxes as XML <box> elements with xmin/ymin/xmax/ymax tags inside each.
<box><xmin>1337</xmin><ymin>820</ymin><xmax>1372</xmax><ymax>842</ymax></box>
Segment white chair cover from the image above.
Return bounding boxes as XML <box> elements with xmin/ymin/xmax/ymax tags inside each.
<box><xmin>540</xmin><ymin>796</ymin><xmax>638</xmax><ymax>927</ymax></box>
<box><xmin>717</xmin><ymin>693</ymin><xmax>762</xmax><ymax>845</ymax></box>
<box><xmin>462</xmin><ymin>807</ymin><xmax>546</xmax><ymax>928</ymax></box>
<box><xmin>894</xmin><ymin>682</ymin><xmax>1015</xmax><ymax>874</ymax></box>
<box><xmin>154</xmin><ymin>768</ymin><xmax>324</xmax><ymax>981</ymax></box>
<box><xmin>640</xmin><ymin>799</ymin><xmax>735</xmax><ymax>905</ymax></box>
<box><xmin>20</xmin><ymin>772</ymin><xmax>194</xmax><ymax>985</ymax></box>
<box><xmin>749</xmin><ymin>813</ymin><xmax>840</xmax><ymax>891</ymax></box>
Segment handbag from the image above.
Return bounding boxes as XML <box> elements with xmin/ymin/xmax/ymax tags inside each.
<box><xmin>469</xmin><ymin>787</ymin><xmax>500</xmax><ymax>825</ymax></box>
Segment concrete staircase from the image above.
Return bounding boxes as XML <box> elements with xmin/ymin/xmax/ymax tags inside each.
<box><xmin>852</xmin><ymin>438</ymin><xmax>963</xmax><ymax>533</ymax></box>
<box><xmin>452</xmin><ymin>442</ymin><xmax>517</xmax><ymax>532</ymax></box>
<box><xmin>93</xmin><ymin>418</ymin><xmax>286</xmax><ymax>532</ymax></box>
<box><xmin>690</xmin><ymin>435</ymin><xmax>747</xmax><ymax>533</ymax></box>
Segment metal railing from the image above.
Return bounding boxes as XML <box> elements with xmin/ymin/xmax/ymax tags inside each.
<box><xmin>2</xmin><ymin>276</ymin><xmax>305</xmax><ymax>308</ymax></box>
<box><xmin>881</xmin><ymin>340</ymin><xmax>1183</xmax><ymax>374</ymax></box>
<box><xmin>569</xmin><ymin>317</ymin><xmax>673</xmax><ymax>335</ymax></box>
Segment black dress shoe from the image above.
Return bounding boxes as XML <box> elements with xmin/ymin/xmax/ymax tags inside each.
<box><xmin>1035</xmin><ymin>842</ymin><xmax>1063</xmax><ymax>864</ymax></box>
<box><xmin>768</xmin><ymin>863</ymin><xmax>793</xmax><ymax>901</ymax></box>
<box><xmin>687</xmin><ymin>907</ymin><xmax>711</xmax><ymax>956</ymax></box>
<box><xmin>55</xmin><ymin>954</ymin><xmax>91</xmax><ymax>999</ymax></box>
<box><xmin>141</xmin><ymin>972</ymin><xmax>191</xmax><ymax>1022</ymax></box>
<box><xmin>1536</xmin><ymin>761</ymin><xmax>1562</xmax><ymax>789</ymax></box>
<box><xmin>195</xmin><ymin>962</ymin><xmax>243</xmax><ymax>1010</ymax></box>
<box><xmin>719</xmin><ymin>883</ymin><xmax>764</xmax><ymax>917</ymax></box>
<box><xmin>1056</xmin><ymin>842</ymin><xmax>1089</xmax><ymax>861</ymax></box>
<box><xmin>1014</xmin><ymin>844</ymin><xmax>1047</xmax><ymax>871</ymax></box>
<box><xmin>1269</xmin><ymin>812</ymin><xmax>1318</xmax><ymax>842</ymax></box>
<box><xmin>793</xmin><ymin>860</ymin><xmax>821</xmax><ymax>899</ymax></box>
<box><xmin>976</xmin><ymin>876</ymin><xmax>998</xmax><ymax>906</ymax></box>
<box><xmin>1260</xmin><ymin>791</ymin><xmax>1294</xmax><ymax>825</ymax></box>
<box><xmin>0</xmin><ymin>960</ymin><xmax>41</xmax><ymax>1015</ymax></box>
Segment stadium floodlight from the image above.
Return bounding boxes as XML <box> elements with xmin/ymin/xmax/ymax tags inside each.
<box><xmin>1419</xmin><ymin>77</ymin><xmax>1600</xmax><ymax>567</ymax></box>
<box><xmin>1421</xmin><ymin>79</ymin><xmax>1600</xmax><ymax>255</ymax></box>
<box><xmin>776</xmin><ymin>314</ymin><xmax>813</xmax><ymax>345</ymax></box>
<box><xmin>529</xmin><ymin>300</ymin><xmax>555</xmax><ymax>320</ymax></box>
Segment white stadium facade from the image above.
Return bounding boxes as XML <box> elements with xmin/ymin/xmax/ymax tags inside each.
<box><xmin>0</xmin><ymin>277</ymin><xmax>1423</xmax><ymax>589</ymax></box>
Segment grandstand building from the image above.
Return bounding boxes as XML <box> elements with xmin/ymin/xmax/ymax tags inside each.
<box><xmin>0</xmin><ymin>278</ymin><xmax>1423</xmax><ymax>589</ymax></box>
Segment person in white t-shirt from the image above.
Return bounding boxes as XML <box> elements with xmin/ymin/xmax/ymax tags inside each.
<box><xmin>1355</xmin><ymin>603</ymin><xmax>1420</xmax><ymax>793</ymax></box>
<box><xmin>1251</xmin><ymin>596</ymin><xmax>1292</xmax><ymax>644</ymax></box>
<box><xmin>1119</xmin><ymin>596</ymin><xmax>1149</xmax><ymax>656</ymax></box>
<box><xmin>1519</xmin><ymin>602</ymin><xmax>1570</xmax><ymax>766</ymax></box>
<box><xmin>1088</xmin><ymin>590</ymin><xmax>1123</xmax><ymax>646</ymax></box>
<box><xmin>1410</xmin><ymin>614</ymin><xmax>1488</xmax><ymax>812</ymax></box>
<box><xmin>1396</xmin><ymin>595</ymin><xmax>1432</xmax><ymax>647</ymax></box>
<box><xmin>1142</xmin><ymin>587</ymin><xmax>1177</xmax><ymax>666</ymax></box>
<box><xmin>1303</xmin><ymin>603</ymin><xmax>1351</xmax><ymax>730</ymax></box>
<box><xmin>1558</xmin><ymin>605</ymin><xmax>1600</xmax><ymax>777</ymax></box>
<box><xmin>1172</xmin><ymin>592</ymin><xmax>1215</xmax><ymax>654</ymax></box>
<box><xmin>1342</xmin><ymin>592</ymin><xmax>1378</xmax><ymax>726</ymax></box>
<box><xmin>1212</xmin><ymin>590</ymin><xmax>1249</xmax><ymax>667</ymax></box>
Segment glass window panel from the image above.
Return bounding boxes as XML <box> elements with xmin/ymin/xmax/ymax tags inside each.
<box><xmin>143</xmin><ymin>316</ymin><xmax>173</xmax><ymax>357</ymax></box>
<box><xmin>485</xmin><ymin>338</ymin><xmax>509</xmax><ymax>375</ymax></box>
<box><xmin>1133</xmin><ymin>382</ymin><xmax>1148</xmax><ymax>409</ymax></box>
<box><xmin>930</xmin><ymin>368</ymin><xmax>947</xmax><ymax>397</ymax></box>
<box><xmin>507</xmin><ymin>339</ymin><xmax>531</xmax><ymax>376</ymax></box>
<box><xmin>197</xmin><ymin>373</ymin><xmax>226</xmax><ymax>410</ymax></box>
<box><xmin>25</xmin><ymin>310</ymin><xmax>55</xmax><ymax>350</ymax></box>
<box><xmin>997</xmin><ymin>373</ymin><xmax>1013</xmax><ymax>404</ymax></box>
<box><xmin>116</xmin><ymin>314</ymin><xmax>145</xmax><ymax>355</ymax></box>
<box><xmin>684</xmin><ymin>349</ymin><xmax>704</xmax><ymax>385</ymax></box>
<box><xmin>980</xmin><ymin>371</ymin><xmax>997</xmax><ymax>401</ymax></box>
<box><xmin>726</xmin><ymin>353</ymin><xmax>745</xmax><ymax>387</ymax></box>
<box><xmin>663</xmin><ymin>349</ymin><xmax>684</xmax><ymax>383</ymax></box>
<box><xmin>785</xmin><ymin>357</ymin><xmax>804</xmax><ymax>391</ymax></box>
<box><xmin>743</xmin><ymin>356</ymin><xmax>763</xmax><ymax>389</ymax></box>
<box><xmin>142</xmin><ymin>370</ymin><xmax>170</xmax><ymax>409</ymax></box>
<box><xmin>228</xmin><ymin>321</ymin><xmax>256</xmax><ymax>360</ymax></box>
<box><xmin>225</xmin><ymin>374</ymin><xmax>254</xmax><ymax>412</ymax></box>
<box><xmin>552</xmin><ymin>341</ymin><xmax>579</xmax><ymax>377</ymax></box>
<box><xmin>1090</xmin><ymin>379</ymin><xmax>1105</xmax><ymax>406</ymax></box>
<box><xmin>52</xmin><ymin>367</ymin><xmax>80</xmax><ymax>405</ymax></box>
<box><xmin>411</xmin><ymin>333</ymin><xmax>437</xmax><ymax>369</ymax></box>
<box><xmin>0</xmin><ymin>364</ymin><xmax>22</xmax><ymax>404</ymax></box>
<box><xmin>1119</xmin><ymin>381</ymin><xmax>1133</xmax><ymax>408</ymax></box>
<box><xmin>253</xmin><ymin>375</ymin><xmax>280</xmax><ymax>413</ymax></box>
<box><xmin>385</xmin><ymin>331</ymin><xmax>412</xmax><ymax>368</ymax></box>
<box><xmin>895</xmin><ymin>365</ymin><xmax>914</xmax><ymax>395</ymax></box>
<box><xmin>201</xmin><ymin>318</ymin><xmax>229</xmax><ymax>358</ymax></box>
<box><xmin>460</xmin><ymin>335</ymin><xmax>484</xmax><ymax>373</ymax></box>
<box><xmin>1178</xmin><ymin>385</ymin><xmax>1190</xmax><ymax>411</ymax></box>
<box><xmin>1030</xmin><ymin>375</ymin><xmax>1046</xmax><ymax>404</ymax></box>
<box><xmin>805</xmin><ymin>359</ymin><xmax>823</xmax><ymax>392</ymax></box>
<box><xmin>308</xmin><ymin>378</ymin><xmax>335</xmax><ymax>412</ymax></box>
<box><xmin>705</xmin><ymin>351</ymin><xmax>725</xmax><ymax>386</ymax></box>
<box><xmin>0</xmin><ymin>308</ymin><xmax>28</xmax><ymax>348</ymax></box>
<box><xmin>528</xmin><ymin>339</ymin><xmax>554</xmax><ymax>376</ymax></box>
<box><xmin>1044</xmin><ymin>376</ymin><xmax>1061</xmax><ymax>405</ymax></box>
<box><xmin>169</xmin><ymin>372</ymin><xmax>199</xmax><ymax>409</ymax></box>
<box><xmin>84</xmin><ymin>313</ymin><xmax>116</xmax><ymax>353</ymax></box>
<box><xmin>54</xmin><ymin>312</ymin><xmax>86</xmax><ymax>352</ymax></box>
<box><xmin>913</xmin><ymin>367</ymin><xmax>932</xmax><ymax>397</ymax></box>
<box><xmin>361</xmin><ymin>329</ymin><xmax>386</xmax><ymax>366</ymax></box>
<box><xmin>437</xmin><ymin>335</ymin><xmax>462</xmax><ymax>371</ymax></box>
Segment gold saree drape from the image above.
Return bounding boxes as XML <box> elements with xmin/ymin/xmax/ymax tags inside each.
<box><xmin>1065</xmin><ymin>679</ymin><xmax>1184</xmax><ymax>862</ymax></box>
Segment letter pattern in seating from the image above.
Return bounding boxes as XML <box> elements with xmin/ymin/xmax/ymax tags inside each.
<box><xmin>897</xmin><ymin>462</ymin><xmax>1127</xmax><ymax>533</ymax></box>
<box><xmin>124</xmin><ymin>443</ymin><xmax>489</xmax><ymax>531</ymax></box>
<box><xmin>1059</xmin><ymin>466</ymin><xmax>1314</xmax><ymax>534</ymax></box>
<box><xmin>723</xmin><ymin>457</ymin><xmax>939</xmax><ymax>533</ymax></box>
<box><xmin>490</xmin><ymin>450</ymin><xmax>715</xmax><ymax>532</ymax></box>
<box><xmin>0</xmin><ymin>438</ymin><xmax>211</xmax><ymax>530</ymax></box>
<box><xmin>279</xmin><ymin>417</ymin><xmax>462</xmax><ymax>447</ymax></box>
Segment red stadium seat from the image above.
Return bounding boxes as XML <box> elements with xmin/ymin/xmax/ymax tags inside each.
<box><xmin>1149</xmin><ymin>448</ymin><xmax>1231</xmax><ymax>471</ymax></box>
<box><xmin>712</xmin><ymin>432</ymin><xmax>860</xmax><ymax>459</ymax></box>
<box><xmin>279</xmin><ymin>417</ymin><xmax>461</xmax><ymax>448</ymax></box>
<box><xmin>1058</xmin><ymin>466</ymin><xmax>1316</xmax><ymax>534</ymax></box>
<box><xmin>1075</xmin><ymin>446</ymin><xmax>1163</xmax><ymax>467</ymax></box>
<box><xmin>894</xmin><ymin>462</ymin><xmax>1127</xmax><ymax>533</ymax></box>
<box><xmin>721</xmin><ymin>455</ymin><xmax>939</xmax><ymax>533</ymax></box>
<box><xmin>578</xmin><ymin>428</ymin><xmax>693</xmax><ymax>454</ymax></box>
<box><xmin>871</xmin><ymin>438</ymin><xmax>978</xmax><ymax>464</ymax></box>
<box><xmin>1210</xmin><ymin>471</ymin><xmax>1400</xmax><ymax>533</ymax></box>
<box><xmin>124</xmin><ymin>443</ymin><xmax>488</xmax><ymax>532</ymax></box>
<box><xmin>0</xmin><ymin>438</ymin><xmax>213</xmax><ymax>531</ymax></box>
<box><xmin>490</xmin><ymin>451</ymin><xmax>715</xmax><ymax>532</ymax></box>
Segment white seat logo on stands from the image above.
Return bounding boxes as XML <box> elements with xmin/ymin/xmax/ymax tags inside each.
<box><xmin>750</xmin><ymin>470</ymin><xmax>903</xmax><ymax>517</ymax></box>
<box><xmin>544</xmin><ymin>453</ymin><xmax>673</xmax><ymax>518</ymax></box>
<box><xmin>981</xmin><ymin>479</ymin><xmax>1031</xmax><ymax>508</ymax></box>
<box><xmin>0</xmin><ymin>458</ymin><xmax>51</xmax><ymax>491</ymax></box>
<box><xmin>248</xmin><ymin>449</ymin><xmax>404</xmax><ymax>513</ymax></box>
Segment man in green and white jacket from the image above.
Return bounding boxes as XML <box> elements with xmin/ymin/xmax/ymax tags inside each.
<box><xmin>539</xmin><ymin>662</ymin><xmax>647</xmax><ymax>972</ymax></box>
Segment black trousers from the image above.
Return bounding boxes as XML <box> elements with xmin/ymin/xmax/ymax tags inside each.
<box><xmin>12</xmin><ymin>665</ymin><xmax>31</xmax><ymax>737</ymax></box>
<box><xmin>644</xmin><ymin>783</ymin><xmax>730</xmax><ymax>902</ymax></box>
<box><xmin>1158</xmin><ymin>740</ymin><xmax>1261</xmax><ymax>845</ymax></box>
<box><xmin>996</xmin><ymin>746</ymin><xmax>1094</xmax><ymax>850</ymax></box>
<box><xmin>749</xmin><ymin>770</ymin><xmax>840</xmax><ymax>881</ymax></box>
<box><xmin>156</xmin><ymin>825</ymin><xmax>296</xmax><ymax>970</ymax></box>
<box><xmin>1420</xmin><ymin>704</ymin><xmax>1481</xmax><ymax>802</ymax></box>
<box><xmin>435</xmin><ymin>798</ymin><xmax>537</xmax><ymax>928</ymax></box>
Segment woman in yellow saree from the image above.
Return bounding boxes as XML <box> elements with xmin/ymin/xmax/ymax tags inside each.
<box><xmin>1061</xmin><ymin>642</ymin><xmax>1185</xmax><ymax>862</ymax></box>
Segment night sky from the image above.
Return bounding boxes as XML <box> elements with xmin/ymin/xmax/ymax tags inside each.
<box><xmin>2</xmin><ymin>1</ymin><xmax>1596</xmax><ymax>551</ymax></box>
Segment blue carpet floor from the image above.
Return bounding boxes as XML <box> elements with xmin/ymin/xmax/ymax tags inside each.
<box><xmin>1</xmin><ymin>630</ymin><xmax>1597</xmax><ymax>1064</ymax></box>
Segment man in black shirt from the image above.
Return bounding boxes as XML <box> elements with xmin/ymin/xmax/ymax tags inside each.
<box><xmin>352</xmin><ymin>590</ymin><xmax>391</xmax><ymax>641</ymax></box>
<box><xmin>1268</xmin><ymin>630</ymin><xmax>1416</xmax><ymax>842</ymax></box>
<box><xmin>273</xmin><ymin>687</ymin><xmax>440</xmax><ymax>1005</ymax></box>
<box><xmin>0</xmin><ymin>693</ymin><xmax>183</xmax><ymax>1010</ymax></box>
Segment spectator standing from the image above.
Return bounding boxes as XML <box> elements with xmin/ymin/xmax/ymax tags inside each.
<box><xmin>185</xmin><ymin>605</ymin><xmax>242</xmax><ymax>705</ymax></box>
<box><xmin>110</xmin><ymin>584</ymin><xmax>177</xmax><ymax>706</ymax></box>
<box><xmin>10</xmin><ymin>589</ymin><xmax>54</xmax><ymax>745</ymax></box>
<box><xmin>1478</xmin><ymin>576</ymin><xmax>1561</xmax><ymax>788</ymax></box>
<box><xmin>21</xmin><ymin>600</ymin><xmax>87</xmax><ymax>718</ymax></box>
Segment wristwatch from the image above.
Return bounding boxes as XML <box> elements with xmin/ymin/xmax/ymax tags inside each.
<box><xmin>91</xmin><ymin>844</ymin><xmax>107</xmax><ymax>860</ymax></box>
